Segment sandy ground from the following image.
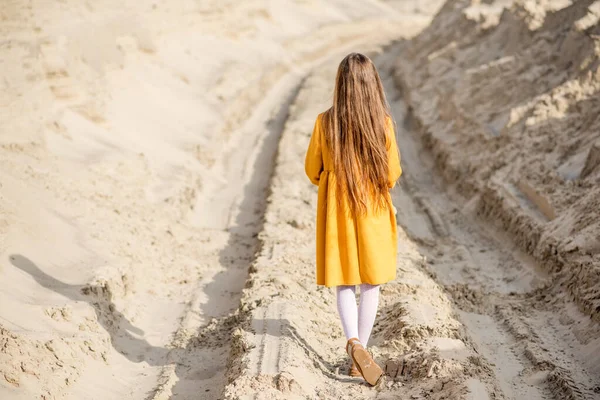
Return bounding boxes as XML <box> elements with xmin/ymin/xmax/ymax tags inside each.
<box><xmin>1</xmin><ymin>0</ymin><xmax>599</xmax><ymax>399</ymax></box>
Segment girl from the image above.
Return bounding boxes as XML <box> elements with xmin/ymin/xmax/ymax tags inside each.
<box><xmin>305</xmin><ymin>53</ymin><xmax>402</xmax><ymax>386</ymax></box>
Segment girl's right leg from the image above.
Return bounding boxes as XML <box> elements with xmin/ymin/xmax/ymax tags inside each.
<box><xmin>357</xmin><ymin>283</ymin><xmax>380</xmax><ymax>347</ymax></box>
<box><xmin>335</xmin><ymin>285</ymin><xmax>359</xmax><ymax>340</ymax></box>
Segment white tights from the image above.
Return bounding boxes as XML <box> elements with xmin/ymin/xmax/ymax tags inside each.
<box><xmin>336</xmin><ymin>284</ymin><xmax>380</xmax><ymax>347</ymax></box>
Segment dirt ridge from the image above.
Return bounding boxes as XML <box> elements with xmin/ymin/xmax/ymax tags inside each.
<box><xmin>393</xmin><ymin>0</ymin><xmax>600</xmax><ymax>323</ymax></box>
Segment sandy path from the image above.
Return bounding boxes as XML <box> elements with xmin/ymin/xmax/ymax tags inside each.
<box><xmin>147</xmin><ymin>29</ymin><xmax>407</xmax><ymax>399</ymax></box>
<box><xmin>222</xmin><ymin>44</ymin><xmax>474</xmax><ymax>400</ymax></box>
<box><xmin>220</xmin><ymin>41</ymin><xmax>600</xmax><ymax>399</ymax></box>
<box><xmin>146</xmin><ymin>20</ymin><xmax>444</xmax><ymax>400</ymax></box>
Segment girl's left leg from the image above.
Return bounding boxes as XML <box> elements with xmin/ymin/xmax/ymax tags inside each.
<box><xmin>335</xmin><ymin>285</ymin><xmax>359</xmax><ymax>340</ymax></box>
<box><xmin>358</xmin><ymin>283</ymin><xmax>381</xmax><ymax>347</ymax></box>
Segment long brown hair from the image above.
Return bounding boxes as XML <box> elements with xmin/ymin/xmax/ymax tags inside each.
<box><xmin>323</xmin><ymin>52</ymin><xmax>392</xmax><ymax>216</ymax></box>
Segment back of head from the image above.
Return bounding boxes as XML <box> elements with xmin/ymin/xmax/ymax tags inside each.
<box><xmin>323</xmin><ymin>53</ymin><xmax>391</xmax><ymax>216</ymax></box>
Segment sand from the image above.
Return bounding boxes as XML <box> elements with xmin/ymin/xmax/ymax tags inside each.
<box><xmin>1</xmin><ymin>0</ymin><xmax>599</xmax><ymax>399</ymax></box>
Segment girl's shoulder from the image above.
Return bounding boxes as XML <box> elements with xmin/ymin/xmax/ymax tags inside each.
<box><xmin>314</xmin><ymin>110</ymin><xmax>329</xmax><ymax>131</ymax></box>
<box><xmin>385</xmin><ymin>115</ymin><xmax>394</xmax><ymax>127</ymax></box>
<box><xmin>317</xmin><ymin>110</ymin><xmax>329</xmax><ymax>122</ymax></box>
<box><xmin>384</xmin><ymin>115</ymin><xmax>395</xmax><ymax>148</ymax></box>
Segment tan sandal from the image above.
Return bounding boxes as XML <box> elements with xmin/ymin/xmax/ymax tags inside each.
<box><xmin>346</xmin><ymin>338</ymin><xmax>383</xmax><ymax>385</ymax></box>
<box><xmin>349</xmin><ymin>362</ymin><xmax>362</xmax><ymax>377</ymax></box>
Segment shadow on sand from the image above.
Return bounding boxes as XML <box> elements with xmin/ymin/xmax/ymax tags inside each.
<box><xmin>9</xmin><ymin>254</ymin><xmax>169</xmax><ymax>366</ymax></box>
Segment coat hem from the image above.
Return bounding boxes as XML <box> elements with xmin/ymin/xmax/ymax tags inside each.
<box><xmin>317</xmin><ymin>277</ymin><xmax>396</xmax><ymax>288</ymax></box>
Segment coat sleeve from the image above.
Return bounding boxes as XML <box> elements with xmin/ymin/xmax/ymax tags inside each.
<box><xmin>386</xmin><ymin>118</ymin><xmax>402</xmax><ymax>188</ymax></box>
<box><xmin>305</xmin><ymin>115</ymin><xmax>323</xmax><ymax>185</ymax></box>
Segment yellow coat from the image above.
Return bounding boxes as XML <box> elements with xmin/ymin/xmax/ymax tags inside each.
<box><xmin>305</xmin><ymin>113</ymin><xmax>402</xmax><ymax>287</ymax></box>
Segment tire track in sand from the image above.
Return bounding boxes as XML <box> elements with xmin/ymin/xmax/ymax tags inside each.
<box><xmin>147</xmin><ymin>21</ymin><xmax>415</xmax><ymax>400</ymax></box>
